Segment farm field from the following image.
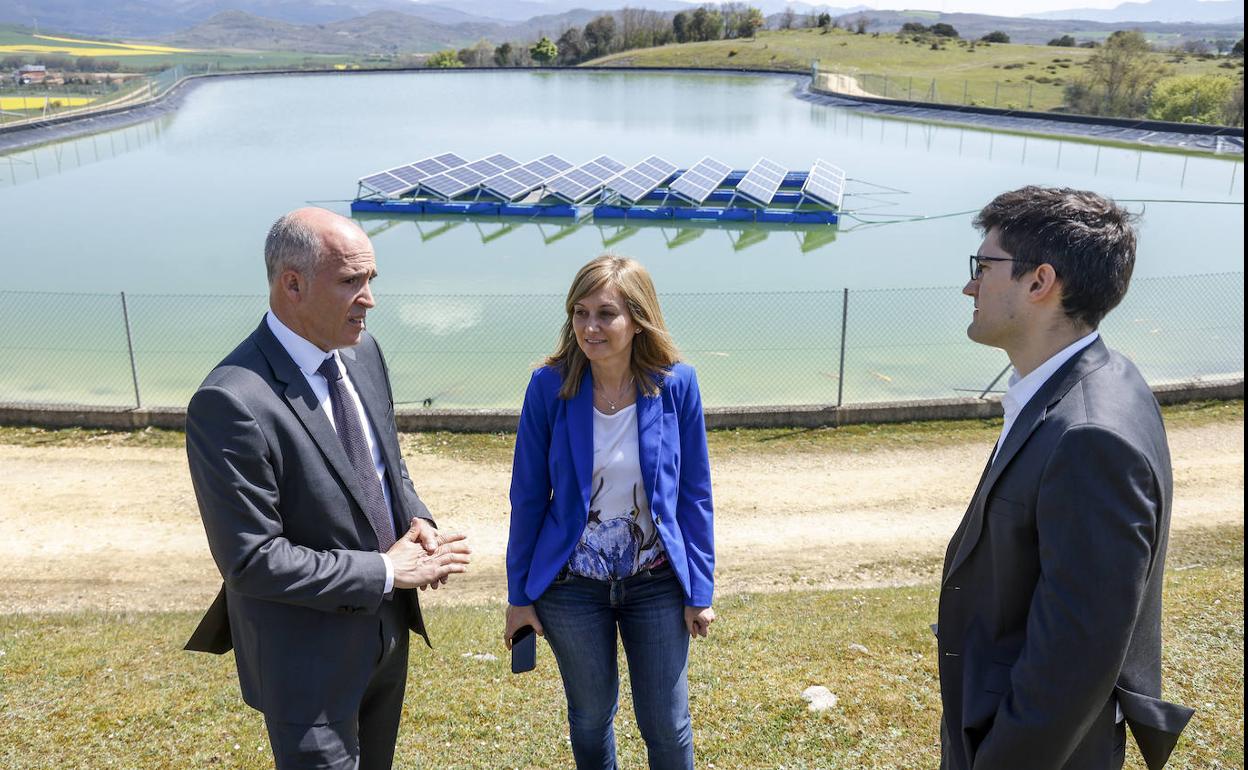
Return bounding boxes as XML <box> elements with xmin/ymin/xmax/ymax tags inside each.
<box><xmin>0</xmin><ymin>95</ymin><xmax>94</xmax><ymax>110</ymax></box>
<box><xmin>0</xmin><ymin>26</ymin><xmax>355</xmax><ymax>70</ymax></box>
<box><xmin>588</xmin><ymin>27</ymin><xmax>1245</xmax><ymax>112</ymax></box>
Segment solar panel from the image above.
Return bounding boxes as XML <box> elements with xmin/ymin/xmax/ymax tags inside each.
<box><xmin>801</xmin><ymin>159</ymin><xmax>847</xmax><ymax>209</ymax></box>
<box><xmin>483</xmin><ymin>153</ymin><xmax>520</xmax><ymax>171</ymax></box>
<box><xmin>422</xmin><ymin>161</ymin><xmax>495</xmax><ymax>200</ymax></box>
<box><xmin>359</xmin><ymin>171</ymin><xmax>409</xmax><ymax>196</ymax></box>
<box><xmin>545</xmin><ymin>155</ymin><xmax>624</xmax><ymax>203</ymax></box>
<box><xmin>734</xmin><ymin>157</ymin><xmax>788</xmax><ymax>206</ymax></box>
<box><xmin>389</xmin><ymin>165</ymin><xmax>430</xmax><ymax>186</ymax></box>
<box><xmin>481</xmin><ymin>155</ymin><xmax>578</xmax><ymax>201</ymax></box>
<box><xmin>482</xmin><ymin>175</ymin><xmax>531</xmax><ymax>201</ymax></box>
<box><xmin>357</xmin><ymin>153</ymin><xmax>470</xmax><ymax>197</ymax></box>
<box><xmin>433</xmin><ymin>152</ymin><xmax>467</xmax><ymax>167</ymax></box>
<box><xmin>507</xmin><ymin>166</ymin><xmax>546</xmax><ymax>188</ymax></box>
<box><xmin>668</xmin><ymin>157</ymin><xmax>733</xmax><ymax>204</ymax></box>
<box><xmin>605</xmin><ymin>155</ymin><xmax>677</xmax><ymax>203</ymax></box>
<box><xmin>534</xmin><ymin>154</ymin><xmax>573</xmax><ymax>175</ymax></box>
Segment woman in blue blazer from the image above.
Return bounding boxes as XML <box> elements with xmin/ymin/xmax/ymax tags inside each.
<box><xmin>504</xmin><ymin>254</ymin><xmax>715</xmax><ymax>770</ymax></box>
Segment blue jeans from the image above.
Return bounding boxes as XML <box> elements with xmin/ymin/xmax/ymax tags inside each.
<box><xmin>535</xmin><ymin>565</ymin><xmax>694</xmax><ymax>770</ymax></box>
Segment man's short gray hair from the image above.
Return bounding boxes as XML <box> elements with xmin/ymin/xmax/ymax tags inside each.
<box><xmin>264</xmin><ymin>212</ymin><xmax>325</xmax><ymax>283</ymax></box>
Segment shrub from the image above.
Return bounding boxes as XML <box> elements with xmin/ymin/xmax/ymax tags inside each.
<box><xmin>1148</xmin><ymin>73</ymin><xmax>1239</xmax><ymax>125</ymax></box>
<box><xmin>981</xmin><ymin>31</ymin><xmax>1010</xmax><ymax>44</ymax></box>
<box><xmin>426</xmin><ymin>50</ymin><xmax>463</xmax><ymax>68</ymax></box>
<box><xmin>1048</xmin><ymin>35</ymin><xmax>1077</xmax><ymax>47</ymax></box>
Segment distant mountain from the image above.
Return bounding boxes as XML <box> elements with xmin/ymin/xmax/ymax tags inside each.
<box><xmin>166</xmin><ymin>9</ymin><xmax>503</xmax><ymax>52</ymax></box>
<box><xmin>409</xmin><ymin>0</ymin><xmax>690</xmax><ymax>23</ymax></box>
<box><xmin>1026</xmin><ymin>0</ymin><xmax>1242</xmax><ymax>24</ymax></box>
<box><xmin>753</xmin><ymin>2</ymin><xmax>870</xmax><ymax>15</ymax></box>
<box><xmin>0</xmin><ymin>0</ymin><xmax>430</xmax><ymax>38</ymax></box>
<box><xmin>839</xmin><ymin>9</ymin><xmax>1242</xmax><ymax>45</ymax></box>
<box><xmin>164</xmin><ymin>7</ymin><xmax>621</xmax><ymax>54</ymax></box>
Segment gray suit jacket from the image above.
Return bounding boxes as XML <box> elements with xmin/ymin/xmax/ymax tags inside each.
<box><xmin>183</xmin><ymin>319</ymin><xmax>433</xmax><ymax>723</ymax></box>
<box><xmin>937</xmin><ymin>338</ymin><xmax>1193</xmax><ymax>770</ymax></box>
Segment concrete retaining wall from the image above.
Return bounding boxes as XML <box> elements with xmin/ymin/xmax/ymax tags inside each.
<box><xmin>2</xmin><ymin>377</ymin><xmax>1240</xmax><ymax>433</ymax></box>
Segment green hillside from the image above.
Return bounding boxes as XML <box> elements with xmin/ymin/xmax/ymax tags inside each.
<box><xmin>586</xmin><ymin>27</ymin><xmax>1243</xmax><ymax>113</ymax></box>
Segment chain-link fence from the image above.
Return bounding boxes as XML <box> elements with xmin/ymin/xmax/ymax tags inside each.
<box><xmin>817</xmin><ymin>70</ymin><xmax>1068</xmax><ymax>112</ymax></box>
<box><xmin>1</xmin><ymin>273</ymin><xmax>1242</xmax><ymax>412</ymax></box>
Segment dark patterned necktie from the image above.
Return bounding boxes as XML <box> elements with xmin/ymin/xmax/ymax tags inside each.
<box><xmin>317</xmin><ymin>356</ymin><xmax>396</xmax><ymax>552</ymax></box>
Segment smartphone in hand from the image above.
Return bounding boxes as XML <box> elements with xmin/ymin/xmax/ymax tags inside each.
<box><xmin>511</xmin><ymin>625</ymin><xmax>536</xmax><ymax>674</ymax></box>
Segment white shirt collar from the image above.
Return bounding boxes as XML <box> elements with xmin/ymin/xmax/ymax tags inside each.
<box><xmin>265</xmin><ymin>310</ymin><xmax>335</xmax><ymax>377</ymax></box>
<box><xmin>1001</xmin><ymin>330</ymin><xmax>1100</xmax><ymax>419</ymax></box>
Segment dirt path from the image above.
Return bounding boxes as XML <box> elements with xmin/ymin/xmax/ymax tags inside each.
<box><xmin>1</xmin><ymin>421</ymin><xmax>1241</xmax><ymax>614</ymax></box>
<box><xmin>813</xmin><ymin>72</ymin><xmax>874</xmax><ymax>97</ymax></box>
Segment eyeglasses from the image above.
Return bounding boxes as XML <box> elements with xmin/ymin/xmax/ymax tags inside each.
<box><xmin>968</xmin><ymin>255</ymin><xmax>1042</xmax><ymax>281</ymax></box>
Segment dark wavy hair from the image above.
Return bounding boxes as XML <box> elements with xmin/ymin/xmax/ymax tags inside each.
<box><xmin>975</xmin><ymin>186</ymin><xmax>1138</xmax><ymax>329</ymax></box>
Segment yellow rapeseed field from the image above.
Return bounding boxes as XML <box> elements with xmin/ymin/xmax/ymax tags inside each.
<box><xmin>0</xmin><ymin>96</ymin><xmax>96</xmax><ymax>110</ymax></box>
<box><xmin>32</xmin><ymin>34</ymin><xmax>194</xmax><ymax>53</ymax></box>
<box><xmin>0</xmin><ymin>44</ymin><xmax>168</xmax><ymax>57</ymax></box>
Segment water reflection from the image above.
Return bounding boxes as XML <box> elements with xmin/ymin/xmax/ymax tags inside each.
<box><xmin>353</xmin><ymin>213</ymin><xmax>842</xmax><ymax>255</ymax></box>
<box><xmin>1</xmin><ymin>117</ymin><xmax>172</xmax><ymax>188</ymax></box>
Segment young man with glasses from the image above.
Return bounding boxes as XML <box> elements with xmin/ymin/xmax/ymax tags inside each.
<box><xmin>936</xmin><ymin>187</ymin><xmax>1193</xmax><ymax>770</ymax></box>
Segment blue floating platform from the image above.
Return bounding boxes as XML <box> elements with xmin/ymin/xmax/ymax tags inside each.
<box><xmin>351</xmin><ymin>163</ymin><xmax>842</xmax><ymax>225</ymax></box>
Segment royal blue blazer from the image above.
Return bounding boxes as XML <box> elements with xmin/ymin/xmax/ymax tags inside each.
<box><xmin>507</xmin><ymin>362</ymin><xmax>715</xmax><ymax>608</ymax></box>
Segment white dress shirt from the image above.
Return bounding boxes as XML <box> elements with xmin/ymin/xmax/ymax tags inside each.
<box><xmin>992</xmin><ymin>330</ymin><xmax>1100</xmax><ymax>464</ymax></box>
<box><xmin>265</xmin><ymin>311</ymin><xmax>396</xmax><ymax>593</ymax></box>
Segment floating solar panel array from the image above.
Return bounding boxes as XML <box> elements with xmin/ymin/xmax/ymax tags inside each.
<box><xmin>545</xmin><ymin>155</ymin><xmax>627</xmax><ymax>203</ymax></box>
<box><xmin>358</xmin><ymin>153</ymin><xmax>468</xmax><ymax>198</ymax></box>
<box><xmin>604</xmin><ymin>155</ymin><xmax>678</xmax><ymax>204</ymax></box>
<box><xmin>734</xmin><ymin>158</ymin><xmax>788</xmax><ymax>206</ymax></box>
<box><xmin>668</xmin><ymin>157</ymin><xmax>734</xmax><ymax>204</ymax></box>
<box><xmin>801</xmin><ymin>159</ymin><xmax>847</xmax><ymax>209</ymax></box>
<box><xmin>481</xmin><ymin>154</ymin><xmax>574</xmax><ymax>201</ymax></box>
<box><xmin>421</xmin><ymin>154</ymin><xmax>521</xmax><ymax>200</ymax></box>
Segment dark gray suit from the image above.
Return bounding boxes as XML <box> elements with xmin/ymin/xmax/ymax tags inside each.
<box><xmin>938</xmin><ymin>338</ymin><xmax>1193</xmax><ymax>770</ymax></box>
<box><xmin>184</xmin><ymin>319</ymin><xmax>432</xmax><ymax>757</ymax></box>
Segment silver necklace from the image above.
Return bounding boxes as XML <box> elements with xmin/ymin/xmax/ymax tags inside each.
<box><xmin>596</xmin><ymin>376</ymin><xmax>634</xmax><ymax>413</ymax></box>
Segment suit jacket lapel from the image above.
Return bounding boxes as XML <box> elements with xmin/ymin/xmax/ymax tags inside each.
<box><xmin>943</xmin><ymin>338</ymin><xmax>1111</xmax><ymax>584</ymax></box>
<box><xmin>568</xmin><ymin>368</ymin><xmax>594</xmax><ymax>512</ymax></box>
<box><xmin>636</xmin><ymin>379</ymin><xmax>663</xmax><ymax>511</ymax></box>
<box><xmin>942</xmin><ymin>447</ymin><xmax>996</xmax><ymax>580</ymax></box>
<box><xmin>254</xmin><ymin>321</ymin><xmax>372</xmax><ymax>520</ymax></box>
<box><xmin>341</xmin><ymin>346</ymin><xmax>410</xmax><ymax>528</ymax></box>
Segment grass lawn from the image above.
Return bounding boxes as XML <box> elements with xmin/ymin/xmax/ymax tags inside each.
<box><xmin>588</xmin><ymin>28</ymin><xmax>1244</xmax><ymax>113</ymax></box>
<box><xmin>0</xmin><ymin>524</ymin><xmax>1240</xmax><ymax>768</ymax></box>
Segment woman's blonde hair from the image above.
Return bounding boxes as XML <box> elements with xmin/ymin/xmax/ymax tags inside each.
<box><xmin>546</xmin><ymin>254</ymin><xmax>680</xmax><ymax>399</ymax></box>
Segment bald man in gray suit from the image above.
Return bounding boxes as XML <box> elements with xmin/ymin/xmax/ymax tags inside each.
<box><xmin>184</xmin><ymin>208</ymin><xmax>471</xmax><ymax>769</ymax></box>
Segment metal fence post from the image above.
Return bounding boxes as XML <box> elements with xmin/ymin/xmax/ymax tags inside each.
<box><xmin>837</xmin><ymin>288</ymin><xmax>848</xmax><ymax>407</ymax></box>
<box><xmin>121</xmin><ymin>291</ymin><xmax>142</xmax><ymax>409</ymax></box>
<box><xmin>908</xmin><ymin>76</ymin><xmax>913</xmax><ymax>100</ymax></box>
<box><xmin>994</xmin><ymin>81</ymin><xmax>1000</xmax><ymax>107</ymax></box>
<box><xmin>963</xmin><ymin>80</ymin><xmax>969</xmax><ymax>104</ymax></box>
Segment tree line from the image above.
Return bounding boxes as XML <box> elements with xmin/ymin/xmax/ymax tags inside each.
<box><xmin>429</xmin><ymin>4</ymin><xmax>767</xmax><ymax>69</ymax></box>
